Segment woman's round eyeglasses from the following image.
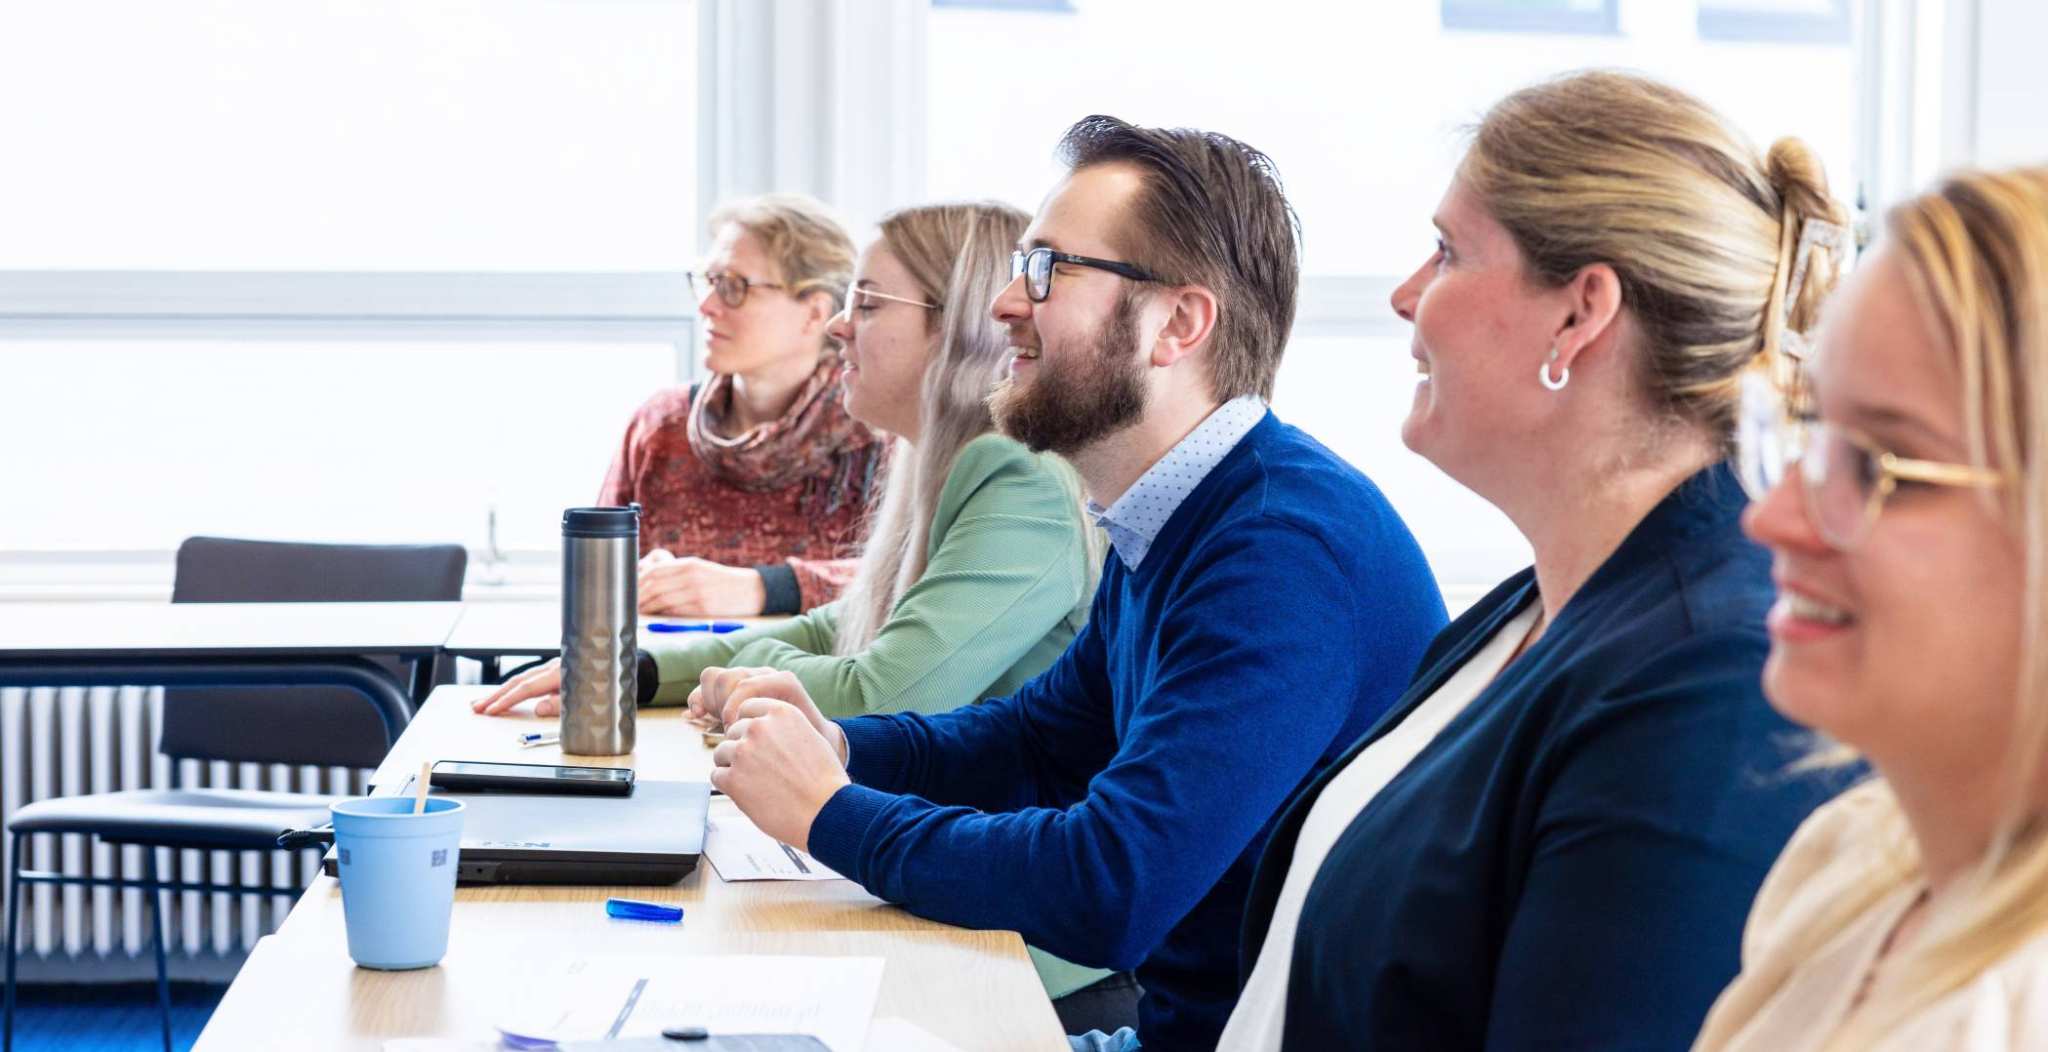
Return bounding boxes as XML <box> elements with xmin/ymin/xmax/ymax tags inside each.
<box><xmin>688</xmin><ymin>270</ymin><xmax>793</xmax><ymax>309</ymax></box>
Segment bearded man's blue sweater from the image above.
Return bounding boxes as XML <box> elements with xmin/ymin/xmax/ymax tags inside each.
<box><xmin>804</xmin><ymin>412</ymin><xmax>1448</xmax><ymax>1050</ymax></box>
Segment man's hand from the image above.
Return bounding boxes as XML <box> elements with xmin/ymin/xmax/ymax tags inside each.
<box><xmin>709</xmin><ymin>699</ymin><xmax>852</xmax><ymax>852</ymax></box>
<box><xmin>471</xmin><ymin>658</ymin><xmax>563</xmax><ymax>717</ymax></box>
<box><xmin>638</xmin><ymin>550</ymin><xmax>767</xmax><ymax>616</ymax></box>
<box><xmin>691</xmin><ymin>667</ymin><xmax>847</xmax><ymax>762</ymax></box>
<box><xmin>686</xmin><ymin>665</ymin><xmax>775</xmax><ymax>726</ymax></box>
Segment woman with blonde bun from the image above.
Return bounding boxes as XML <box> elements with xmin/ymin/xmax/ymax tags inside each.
<box><xmin>1224</xmin><ymin>71</ymin><xmax>1854</xmax><ymax>1050</ymax></box>
<box><xmin>1696</xmin><ymin>166</ymin><xmax>2048</xmax><ymax>1052</ymax></box>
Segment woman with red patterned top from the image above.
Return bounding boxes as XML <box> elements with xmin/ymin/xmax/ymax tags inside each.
<box><xmin>603</xmin><ymin>194</ymin><xmax>885</xmax><ymax>617</ymax></box>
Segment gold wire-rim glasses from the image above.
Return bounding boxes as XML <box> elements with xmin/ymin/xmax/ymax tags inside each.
<box><xmin>1738</xmin><ymin>368</ymin><xmax>2008</xmax><ymax>550</ymax></box>
<box><xmin>840</xmin><ymin>284</ymin><xmax>938</xmax><ymax>319</ymax></box>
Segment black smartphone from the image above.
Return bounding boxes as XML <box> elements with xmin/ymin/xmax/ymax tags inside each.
<box><xmin>428</xmin><ymin>760</ymin><xmax>635</xmax><ymax>796</ymax></box>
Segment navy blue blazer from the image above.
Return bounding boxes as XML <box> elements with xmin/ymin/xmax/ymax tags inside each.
<box><xmin>1239</xmin><ymin>463</ymin><xmax>1850</xmax><ymax>1051</ymax></box>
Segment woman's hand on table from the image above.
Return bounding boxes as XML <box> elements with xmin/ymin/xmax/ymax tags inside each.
<box><xmin>638</xmin><ymin>550</ymin><xmax>768</xmax><ymax>617</ymax></box>
<box><xmin>472</xmin><ymin>658</ymin><xmax>563</xmax><ymax>717</ymax></box>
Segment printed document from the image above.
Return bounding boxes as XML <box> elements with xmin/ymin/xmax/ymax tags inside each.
<box><xmin>496</xmin><ymin>953</ymin><xmax>883</xmax><ymax>1052</ymax></box>
<box><xmin>704</xmin><ymin>797</ymin><xmax>845</xmax><ymax>882</ymax></box>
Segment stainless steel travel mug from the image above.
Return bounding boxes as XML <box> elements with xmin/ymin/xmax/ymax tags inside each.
<box><xmin>559</xmin><ymin>505</ymin><xmax>638</xmax><ymax>756</ymax></box>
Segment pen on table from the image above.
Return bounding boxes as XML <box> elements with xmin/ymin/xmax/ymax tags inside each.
<box><xmin>606</xmin><ymin>897</ymin><xmax>683</xmax><ymax>923</ymax></box>
<box><xmin>645</xmin><ymin>621</ymin><xmax>746</xmax><ymax>634</ymax></box>
<box><xmin>517</xmin><ymin>732</ymin><xmax>559</xmax><ymax>748</ymax></box>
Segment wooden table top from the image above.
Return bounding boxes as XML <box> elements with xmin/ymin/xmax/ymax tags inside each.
<box><xmin>190</xmin><ymin>685</ymin><xmax>1066</xmax><ymax>1051</ymax></box>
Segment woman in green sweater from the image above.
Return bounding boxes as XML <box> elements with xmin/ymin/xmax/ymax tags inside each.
<box><xmin>474</xmin><ymin>200</ymin><xmax>1097</xmax><ymax>718</ymax></box>
<box><xmin>473</xmin><ymin>200</ymin><xmax>1108</xmax><ymax>1004</ymax></box>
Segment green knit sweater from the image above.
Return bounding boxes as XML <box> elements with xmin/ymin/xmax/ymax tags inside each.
<box><xmin>646</xmin><ymin>432</ymin><xmax>1094</xmax><ymax>716</ymax></box>
<box><xmin>645</xmin><ymin>432</ymin><xmax>1107</xmax><ymax>998</ymax></box>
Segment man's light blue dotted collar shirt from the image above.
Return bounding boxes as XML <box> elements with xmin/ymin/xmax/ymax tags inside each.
<box><xmin>1088</xmin><ymin>395</ymin><xmax>1268</xmax><ymax>571</ymax></box>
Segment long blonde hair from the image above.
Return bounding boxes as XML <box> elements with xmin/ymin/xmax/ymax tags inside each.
<box><xmin>1461</xmin><ymin>71</ymin><xmax>1849</xmax><ymax>451</ymax></box>
<box><xmin>833</xmin><ymin>202</ymin><xmax>1096</xmax><ymax>653</ymax></box>
<box><xmin>1745</xmin><ymin>166</ymin><xmax>2048</xmax><ymax>1051</ymax></box>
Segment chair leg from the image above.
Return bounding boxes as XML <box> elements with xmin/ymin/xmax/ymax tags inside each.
<box><xmin>143</xmin><ymin>846</ymin><xmax>173</xmax><ymax>1052</ymax></box>
<box><xmin>4</xmin><ymin>832</ymin><xmax>25</xmax><ymax>1052</ymax></box>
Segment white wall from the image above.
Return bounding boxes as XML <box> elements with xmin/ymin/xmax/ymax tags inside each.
<box><xmin>1976</xmin><ymin>0</ymin><xmax>2048</xmax><ymax>167</ymax></box>
<box><xmin>929</xmin><ymin>0</ymin><xmax>1859</xmax><ymax>276</ymax></box>
<box><xmin>929</xmin><ymin>0</ymin><xmax>1859</xmax><ymax>590</ymax></box>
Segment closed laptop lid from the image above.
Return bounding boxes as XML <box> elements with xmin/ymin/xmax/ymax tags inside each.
<box><xmin>418</xmin><ymin>778</ymin><xmax>707</xmax><ymax>864</ymax></box>
<box><xmin>322</xmin><ymin>779</ymin><xmax>708</xmax><ymax>881</ymax></box>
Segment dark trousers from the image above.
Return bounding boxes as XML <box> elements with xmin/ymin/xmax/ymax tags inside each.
<box><xmin>1052</xmin><ymin>971</ymin><xmax>1143</xmax><ymax>1037</ymax></box>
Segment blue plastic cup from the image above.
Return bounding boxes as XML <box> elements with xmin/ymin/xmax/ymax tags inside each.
<box><xmin>330</xmin><ymin>796</ymin><xmax>465</xmax><ymax>970</ymax></box>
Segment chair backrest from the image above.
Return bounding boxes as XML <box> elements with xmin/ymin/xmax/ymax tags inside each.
<box><xmin>161</xmin><ymin>536</ymin><xmax>467</xmax><ymax>769</ymax></box>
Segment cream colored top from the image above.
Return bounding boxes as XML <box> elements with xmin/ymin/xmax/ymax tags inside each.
<box><xmin>1694</xmin><ymin>783</ymin><xmax>2048</xmax><ymax>1052</ymax></box>
<box><xmin>1217</xmin><ymin>605</ymin><xmax>1538</xmax><ymax>1051</ymax></box>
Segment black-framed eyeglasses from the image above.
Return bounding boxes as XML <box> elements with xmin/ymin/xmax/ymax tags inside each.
<box><xmin>1010</xmin><ymin>247</ymin><xmax>1161</xmax><ymax>303</ymax></box>
<box><xmin>688</xmin><ymin>270</ymin><xmax>790</xmax><ymax>309</ymax></box>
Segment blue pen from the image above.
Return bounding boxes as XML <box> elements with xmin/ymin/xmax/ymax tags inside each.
<box><xmin>517</xmin><ymin>732</ymin><xmax>559</xmax><ymax>748</ymax></box>
<box><xmin>605</xmin><ymin>897</ymin><xmax>683</xmax><ymax>923</ymax></box>
<box><xmin>645</xmin><ymin>621</ymin><xmax>746</xmax><ymax>634</ymax></box>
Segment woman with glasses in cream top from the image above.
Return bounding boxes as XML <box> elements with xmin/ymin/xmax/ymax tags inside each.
<box><xmin>1693</xmin><ymin>167</ymin><xmax>2048</xmax><ymax>1052</ymax></box>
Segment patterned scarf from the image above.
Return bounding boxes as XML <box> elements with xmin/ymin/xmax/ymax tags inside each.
<box><xmin>686</xmin><ymin>353</ymin><xmax>884</xmax><ymax>516</ymax></box>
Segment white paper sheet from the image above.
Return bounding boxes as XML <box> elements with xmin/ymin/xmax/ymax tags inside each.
<box><xmin>865</xmin><ymin>1017</ymin><xmax>968</xmax><ymax>1051</ymax></box>
<box><xmin>704</xmin><ymin>799</ymin><xmax>845</xmax><ymax>882</ymax></box>
<box><xmin>496</xmin><ymin>953</ymin><xmax>884</xmax><ymax>1052</ymax></box>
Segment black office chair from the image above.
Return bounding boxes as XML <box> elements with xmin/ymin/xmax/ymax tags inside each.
<box><xmin>2</xmin><ymin>537</ymin><xmax>466</xmax><ymax>1052</ymax></box>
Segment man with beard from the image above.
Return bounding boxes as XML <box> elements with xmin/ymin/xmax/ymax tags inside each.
<box><xmin>696</xmin><ymin>115</ymin><xmax>1447</xmax><ymax>1051</ymax></box>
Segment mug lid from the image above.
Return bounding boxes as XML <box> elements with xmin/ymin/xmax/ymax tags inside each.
<box><xmin>562</xmin><ymin>504</ymin><xmax>640</xmax><ymax>538</ymax></box>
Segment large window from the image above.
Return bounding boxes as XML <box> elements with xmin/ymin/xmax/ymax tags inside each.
<box><xmin>0</xmin><ymin>1</ymin><xmax>698</xmax><ymax>271</ymax></box>
<box><xmin>928</xmin><ymin>0</ymin><xmax>1860</xmax><ymax>594</ymax></box>
<box><xmin>0</xmin><ymin>1</ymin><xmax>698</xmax><ymax>576</ymax></box>
<box><xmin>14</xmin><ymin>0</ymin><xmax>1992</xmax><ymax>602</ymax></box>
<box><xmin>0</xmin><ymin>340</ymin><xmax>675</xmax><ymax>553</ymax></box>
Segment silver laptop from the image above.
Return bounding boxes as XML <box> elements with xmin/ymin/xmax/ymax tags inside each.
<box><xmin>317</xmin><ymin>778</ymin><xmax>708</xmax><ymax>886</ymax></box>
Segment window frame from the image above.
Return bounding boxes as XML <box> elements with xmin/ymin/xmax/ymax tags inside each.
<box><xmin>1441</xmin><ymin>0</ymin><xmax>1620</xmax><ymax>36</ymax></box>
<box><xmin>1698</xmin><ymin>0</ymin><xmax>1853</xmax><ymax>45</ymax></box>
<box><xmin>931</xmin><ymin>0</ymin><xmax>1074</xmax><ymax>10</ymax></box>
<box><xmin>0</xmin><ymin>271</ymin><xmax>692</xmax><ymax>363</ymax></box>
